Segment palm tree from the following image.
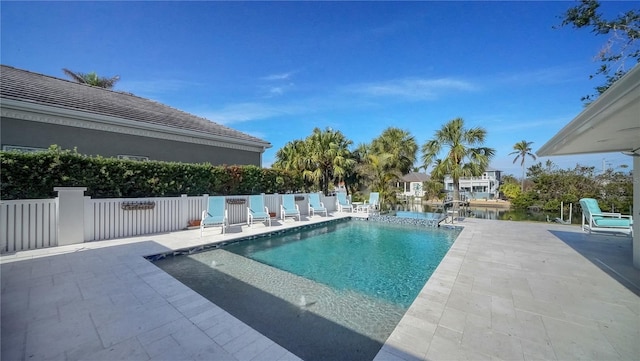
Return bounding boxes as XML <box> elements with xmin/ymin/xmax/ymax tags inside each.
<box><xmin>421</xmin><ymin>118</ymin><xmax>495</xmax><ymax>210</ymax></box>
<box><xmin>344</xmin><ymin>143</ymin><xmax>371</xmax><ymax>196</ymax></box>
<box><xmin>273</xmin><ymin>140</ymin><xmax>306</xmax><ymax>172</ymax></box>
<box><xmin>356</xmin><ymin>152</ymin><xmax>401</xmax><ymax>209</ymax></box>
<box><xmin>370</xmin><ymin>127</ymin><xmax>418</xmax><ymax>175</ymax></box>
<box><xmin>62</xmin><ymin>68</ymin><xmax>120</xmax><ymax>89</ymax></box>
<box><xmin>509</xmin><ymin>140</ymin><xmax>537</xmax><ymax>191</ymax></box>
<box><xmin>304</xmin><ymin>128</ymin><xmax>355</xmax><ymax>195</ymax></box>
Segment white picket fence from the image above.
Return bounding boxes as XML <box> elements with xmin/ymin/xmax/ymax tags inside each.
<box><xmin>86</xmin><ymin>196</ymin><xmax>188</xmax><ymax>242</ymax></box>
<box><xmin>1</xmin><ymin>190</ymin><xmax>337</xmax><ymax>253</ymax></box>
<box><xmin>0</xmin><ymin>198</ymin><xmax>58</xmax><ymax>253</ymax></box>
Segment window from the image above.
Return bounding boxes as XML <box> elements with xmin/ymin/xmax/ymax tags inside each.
<box><xmin>2</xmin><ymin>145</ymin><xmax>46</xmax><ymax>153</ymax></box>
<box><xmin>117</xmin><ymin>154</ymin><xmax>149</xmax><ymax>162</ymax></box>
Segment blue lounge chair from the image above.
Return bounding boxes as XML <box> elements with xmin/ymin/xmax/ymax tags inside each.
<box><xmin>579</xmin><ymin>198</ymin><xmax>632</xmax><ymax>236</ymax></box>
<box><xmin>201</xmin><ymin>196</ymin><xmax>228</xmax><ymax>236</ymax></box>
<box><xmin>336</xmin><ymin>192</ymin><xmax>353</xmax><ymax>212</ymax></box>
<box><xmin>308</xmin><ymin>193</ymin><xmax>328</xmax><ymax>217</ymax></box>
<box><xmin>247</xmin><ymin>194</ymin><xmax>271</xmax><ymax>227</ymax></box>
<box><xmin>359</xmin><ymin>192</ymin><xmax>379</xmax><ymax>213</ymax></box>
<box><xmin>281</xmin><ymin>194</ymin><xmax>301</xmax><ymax>221</ymax></box>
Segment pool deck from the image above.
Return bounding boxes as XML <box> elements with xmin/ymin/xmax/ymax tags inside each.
<box><xmin>2</xmin><ymin>214</ymin><xmax>639</xmax><ymax>360</ymax></box>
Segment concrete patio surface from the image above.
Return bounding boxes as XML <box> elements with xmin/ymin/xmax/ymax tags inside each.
<box><xmin>2</xmin><ymin>215</ymin><xmax>638</xmax><ymax>360</ymax></box>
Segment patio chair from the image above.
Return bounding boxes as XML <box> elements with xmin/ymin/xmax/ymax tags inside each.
<box><xmin>308</xmin><ymin>193</ymin><xmax>328</xmax><ymax>217</ymax></box>
<box><xmin>336</xmin><ymin>192</ymin><xmax>354</xmax><ymax>212</ymax></box>
<box><xmin>201</xmin><ymin>196</ymin><xmax>228</xmax><ymax>236</ymax></box>
<box><xmin>579</xmin><ymin>198</ymin><xmax>632</xmax><ymax>236</ymax></box>
<box><xmin>281</xmin><ymin>194</ymin><xmax>301</xmax><ymax>221</ymax></box>
<box><xmin>247</xmin><ymin>194</ymin><xmax>271</xmax><ymax>227</ymax></box>
<box><xmin>359</xmin><ymin>192</ymin><xmax>379</xmax><ymax>213</ymax></box>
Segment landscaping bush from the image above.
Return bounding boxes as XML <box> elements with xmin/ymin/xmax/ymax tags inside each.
<box><xmin>0</xmin><ymin>147</ymin><xmax>303</xmax><ymax>200</ymax></box>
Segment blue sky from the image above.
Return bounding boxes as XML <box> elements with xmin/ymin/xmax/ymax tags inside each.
<box><xmin>1</xmin><ymin>1</ymin><xmax>634</xmax><ymax>176</ymax></box>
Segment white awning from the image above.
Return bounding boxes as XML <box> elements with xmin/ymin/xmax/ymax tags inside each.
<box><xmin>537</xmin><ymin>64</ymin><xmax>640</xmax><ymax>269</ymax></box>
<box><xmin>537</xmin><ymin>64</ymin><xmax>640</xmax><ymax>157</ymax></box>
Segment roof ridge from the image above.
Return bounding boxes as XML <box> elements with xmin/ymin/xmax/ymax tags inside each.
<box><xmin>1</xmin><ymin>64</ymin><xmax>172</xmax><ymax>105</ymax></box>
<box><xmin>1</xmin><ymin>64</ymin><xmax>123</xmax><ymax>92</ymax></box>
<box><xmin>0</xmin><ymin>64</ymin><xmax>270</xmax><ymax>147</ymax></box>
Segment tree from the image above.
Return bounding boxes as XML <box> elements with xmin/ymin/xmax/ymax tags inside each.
<box><xmin>501</xmin><ymin>174</ymin><xmax>519</xmax><ymax>185</ymax></box>
<box><xmin>272</xmin><ymin>128</ymin><xmax>356</xmax><ymax>195</ymax></box>
<box><xmin>509</xmin><ymin>140</ymin><xmax>537</xmax><ymax>192</ymax></box>
<box><xmin>421</xmin><ymin>118</ymin><xmax>495</xmax><ymax>211</ymax></box>
<box><xmin>596</xmin><ymin>168</ymin><xmax>633</xmax><ymax>213</ymax></box>
<box><xmin>62</xmin><ymin>68</ymin><xmax>120</xmax><ymax>89</ymax></box>
<box><xmin>273</xmin><ymin>140</ymin><xmax>306</xmax><ymax>172</ymax></box>
<box><xmin>273</xmin><ymin>139</ymin><xmax>315</xmax><ymax>191</ymax></box>
<box><xmin>370</xmin><ymin>127</ymin><xmax>418</xmax><ymax>175</ymax></box>
<box><xmin>557</xmin><ymin>0</ymin><xmax>640</xmax><ymax>102</ymax></box>
<box><xmin>344</xmin><ymin>143</ymin><xmax>371</xmax><ymax>198</ymax></box>
<box><xmin>500</xmin><ymin>182</ymin><xmax>522</xmax><ymax>200</ymax></box>
<box><xmin>356</xmin><ymin>152</ymin><xmax>401</xmax><ymax>209</ymax></box>
<box><xmin>423</xmin><ymin>178</ymin><xmax>445</xmax><ymax>201</ymax></box>
<box><xmin>303</xmin><ymin>128</ymin><xmax>355</xmax><ymax>196</ymax></box>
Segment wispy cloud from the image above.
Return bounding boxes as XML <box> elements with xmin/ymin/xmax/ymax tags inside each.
<box><xmin>494</xmin><ymin>66</ymin><xmax>583</xmax><ymax>86</ymax></box>
<box><xmin>193</xmin><ymin>102</ymin><xmax>301</xmax><ymax>125</ymax></box>
<box><xmin>117</xmin><ymin>79</ymin><xmax>194</xmax><ymax>96</ymax></box>
<box><xmin>268</xmin><ymin>87</ymin><xmax>284</xmax><ymax>96</ymax></box>
<box><xmin>261</xmin><ymin>71</ymin><xmax>298</xmax><ymax>81</ymax></box>
<box><xmin>486</xmin><ymin>115</ymin><xmax>574</xmax><ymax>133</ymax></box>
<box><xmin>346</xmin><ymin>77</ymin><xmax>477</xmax><ymax>101</ymax></box>
<box><xmin>261</xmin><ymin>83</ymin><xmax>295</xmax><ymax>98</ymax></box>
<box><xmin>259</xmin><ymin>70</ymin><xmax>299</xmax><ymax>97</ymax></box>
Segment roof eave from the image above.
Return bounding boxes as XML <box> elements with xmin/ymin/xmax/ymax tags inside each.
<box><xmin>537</xmin><ymin>64</ymin><xmax>640</xmax><ymax>157</ymax></box>
<box><xmin>1</xmin><ymin>98</ymin><xmax>272</xmax><ymax>151</ymax></box>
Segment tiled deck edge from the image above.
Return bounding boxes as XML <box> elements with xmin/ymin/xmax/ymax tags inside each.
<box><xmin>373</xmin><ymin>221</ymin><xmax>473</xmax><ymax>361</ymax></box>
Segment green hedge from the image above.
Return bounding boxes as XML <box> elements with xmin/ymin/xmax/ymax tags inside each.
<box><xmin>0</xmin><ymin>148</ymin><xmax>303</xmax><ymax>200</ymax></box>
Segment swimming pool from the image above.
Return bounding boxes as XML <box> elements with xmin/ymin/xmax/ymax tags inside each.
<box><xmin>153</xmin><ymin>219</ymin><xmax>460</xmax><ymax>360</ymax></box>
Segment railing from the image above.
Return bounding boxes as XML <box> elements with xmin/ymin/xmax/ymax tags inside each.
<box><xmin>0</xmin><ymin>198</ymin><xmax>57</xmax><ymax>253</ymax></box>
<box><xmin>1</xmin><ymin>190</ymin><xmax>337</xmax><ymax>253</ymax></box>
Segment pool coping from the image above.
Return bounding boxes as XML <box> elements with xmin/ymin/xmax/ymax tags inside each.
<box><xmin>144</xmin><ymin>217</ymin><xmax>353</xmax><ymax>262</ymax></box>
<box><xmin>373</xmin><ymin>218</ymin><xmax>639</xmax><ymax>360</ymax></box>
<box><xmin>2</xmin><ymin>213</ymin><xmax>638</xmax><ymax>360</ymax></box>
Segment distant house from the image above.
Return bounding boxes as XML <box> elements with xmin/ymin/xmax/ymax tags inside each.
<box><xmin>396</xmin><ymin>172</ymin><xmax>430</xmax><ymax>197</ymax></box>
<box><xmin>444</xmin><ymin>168</ymin><xmax>502</xmax><ymax>200</ymax></box>
<box><xmin>0</xmin><ymin>65</ymin><xmax>271</xmax><ymax>165</ymax></box>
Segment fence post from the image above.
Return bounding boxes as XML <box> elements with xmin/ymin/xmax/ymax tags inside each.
<box><xmin>202</xmin><ymin>194</ymin><xmax>209</xmax><ymax>221</ymax></box>
<box><xmin>84</xmin><ymin>196</ymin><xmax>93</xmax><ymax>242</ymax></box>
<box><xmin>54</xmin><ymin>187</ymin><xmax>87</xmax><ymax>246</ymax></box>
<box><xmin>180</xmin><ymin>194</ymin><xmax>189</xmax><ymax>228</ymax></box>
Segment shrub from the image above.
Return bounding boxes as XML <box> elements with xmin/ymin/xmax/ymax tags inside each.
<box><xmin>0</xmin><ymin>147</ymin><xmax>303</xmax><ymax>200</ymax></box>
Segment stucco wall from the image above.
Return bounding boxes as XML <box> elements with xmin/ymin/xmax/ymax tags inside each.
<box><xmin>1</xmin><ymin>117</ymin><xmax>262</xmax><ymax>166</ymax></box>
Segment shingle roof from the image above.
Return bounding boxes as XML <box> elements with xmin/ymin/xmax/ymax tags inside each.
<box><xmin>0</xmin><ymin>65</ymin><xmax>270</xmax><ymax>147</ymax></box>
<box><xmin>400</xmin><ymin>172</ymin><xmax>430</xmax><ymax>182</ymax></box>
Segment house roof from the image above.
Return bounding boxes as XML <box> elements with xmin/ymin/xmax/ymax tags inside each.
<box><xmin>537</xmin><ymin>64</ymin><xmax>640</xmax><ymax>157</ymax></box>
<box><xmin>0</xmin><ymin>65</ymin><xmax>271</xmax><ymax>149</ymax></box>
<box><xmin>400</xmin><ymin>172</ymin><xmax>430</xmax><ymax>182</ymax></box>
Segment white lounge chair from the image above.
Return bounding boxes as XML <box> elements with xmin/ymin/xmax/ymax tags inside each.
<box><xmin>336</xmin><ymin>192</ymin><xmax>353</xmax><ymax>212</ymax></box>
<box><xmin>281</xmin><ymin>194</ymin><xmax>301</xmax><ymax>221</ymax></box>
<box><xmin>579</xmin><ymin>198</ymin><xmax>632</xmax><ymax>236</ymax></box>
<box><xmin>201</xmin><ymin>196</ymin><xmax>228</xmax><ymax>236</ymax></box>
<box><xmin>247</xmin><ymin>194</ymin><xmax>271</xmax><ymax>227</ymax></box>
<box><xmin>308</xmin><ymin>193</ymin><xmax>328</xmax><ymax>217</ymax></box>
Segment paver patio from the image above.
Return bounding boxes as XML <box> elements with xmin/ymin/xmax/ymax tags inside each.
<box><xmin>2</xmin><ymin>216</ymin><xmax>638</xmax><ymax>360</ymax></box>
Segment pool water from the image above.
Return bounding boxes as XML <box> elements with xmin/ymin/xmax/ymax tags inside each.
<box><xmin>225</xmin><ymin>220</ymin><xmax>457</xmax><ymax>307</ymax></box>
<box><xmin>153</xmin><ymin>219</ymin><xmax>460</xmax><ymax>360</ymax></box>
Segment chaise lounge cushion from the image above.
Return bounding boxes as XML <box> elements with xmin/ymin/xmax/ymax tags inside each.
<box><xmin>592</xmin><ymin>218</ymin><xmax>631</xmax><ymax>228</ymax></box>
